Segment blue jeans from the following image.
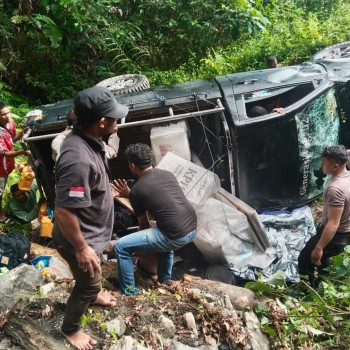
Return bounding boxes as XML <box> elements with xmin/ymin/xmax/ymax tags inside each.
<box><xmin>115</xmin><ymin>228</ymin><xmax>197</xmax><ymax>295</ymax></box>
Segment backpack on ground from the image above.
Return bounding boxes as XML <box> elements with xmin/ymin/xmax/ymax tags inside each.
<box><xmin>0</xmin><ymin>232</ymin><xmax>31</xmax><ymax>270</ymax></box>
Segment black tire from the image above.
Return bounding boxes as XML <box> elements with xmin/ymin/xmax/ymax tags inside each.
<box><xmin>312</xmin><ymin>41</ymin><xmax>350</xmax><ymax>61</ymax></box>
<box><xmin>96</xmin><ymin>74</ymin><xmax>150</xmax><ymax>95</ymax></box>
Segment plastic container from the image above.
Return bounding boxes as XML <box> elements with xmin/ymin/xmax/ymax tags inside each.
<box><xmin>38</xmin><ymin>202</ymin><xmax>47</xmax><ymax>223</ymax></box>
<box><xmin>40</xmin><ymin>216</ymin><xmax>53</xmax><ymax>238</ymax></box>
<box><xmin>18</xmin><ymin>163</ymin><xmax>35</xmax><ymax>191</ymax></box>
<box><xmin>31</xmin><ymin>255</ymin><xmax>73</xmax><ymax>280</ymax></box>
<box><xmin>150</xmin><ymin>121</ymin><xmax>191</xmax><ymax>165</ymax></box>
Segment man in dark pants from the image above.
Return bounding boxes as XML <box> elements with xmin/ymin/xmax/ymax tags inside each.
<box><xmin>113</xmin><ymin>143</ymin><xmax>197</xmax><ymax>295</ymax></box>
<box><xmin>298</xmin><ymin>145</ymin><xmax>350</xmax><ymax>286</ymax></box>
<box><xmin>52</xmin><ymin>86</ymin><xmax>128</xmax><ymax>350</ymax></box>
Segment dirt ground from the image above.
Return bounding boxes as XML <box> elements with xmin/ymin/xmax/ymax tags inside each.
<box><xmin>18</xmin><ymin>260</ymin><xmax>249</xmax><ymax>349</ymax></box>
<box><xmin>3</xmin><ymin>200</ymin><xmax>324</xmax><ymax>349</ymax></box>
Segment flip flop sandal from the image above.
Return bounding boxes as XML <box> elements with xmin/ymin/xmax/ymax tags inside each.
<box><xmin>0</xmin><ymin>217</ymin><xmax>16</xmax><ymax>225</ymax></box>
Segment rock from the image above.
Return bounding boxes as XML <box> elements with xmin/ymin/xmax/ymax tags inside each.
<box><xmin>224</xmin><ymin>294</ymin><xmax>234</xmax><ymax>310</ymax></box>
<box><xmin>131</xmin><ymin>346</ymin><xmax>148</xmax><ymax>350</ymax></box>
<box><xmin>163</xmin><ymin>339</ymin><xmax>216</xmax><ymax>349</ymax></box>
<box><xmin>183</xmin><ymin>312</ymin><xmax>198</xmax><ymax>338</ymax></box>
<box><xmin>187</xmin><ymin>277</ymin><xmax>255</xmax><ymax>310</ymax></box>
<box><xmin>0</xmin><ymin>264</ymin><xmax>44</xmax><ymax>310</ymax></box>
<box><xmin>0</xmin><ymin>264</ymin><xmax>43</xmax><ymax>295</ymax></box>
<box><xmin>39</xmin><ymin>282</ymin><xmax>56</xmax><ymax>295</ymax></box>
<box><xmin>109</xmin><ymin>336</ymin><xmax>134</xmax><ymax>350</ymax></box>
<box><xmin>158</xmin><ymin>315</ymin><xmax>176</xmax><ymax>337</ymax></box>
<box><xmin>244</xmin><ymin>311</ymin><xmax>270</xmax><ymax>350</ymax></box>
<box><xmin>108</xmin><ymin>336</ymin><xmax>137</xmax><ymax>350</ymax></box>
<box><xmin>0</xmin><ymin>336</ymin><xmax>22</xmax><ymax>350</ymax></box>
<box><xmin>107</xmin><ymin>316</ymin><xmax>127</xmax><ymax>337</ymax></box>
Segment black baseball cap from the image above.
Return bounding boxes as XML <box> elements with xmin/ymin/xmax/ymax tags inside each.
<box><xmin>74</xmin><ymin>86</ymin><xmax>128</xmax><ymax>123</ymax></box>
<box><xmin>321</xmin><ymin>145</ymin><xmax>348</xmax><ymax>164</ymax></box>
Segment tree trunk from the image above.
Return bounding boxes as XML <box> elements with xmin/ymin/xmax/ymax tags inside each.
<box><xmin>4</xmin><ymin>313</ymin><xmax>67</xmax><ymax>350</ymax></box>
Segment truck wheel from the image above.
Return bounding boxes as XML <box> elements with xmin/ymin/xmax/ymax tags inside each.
<box><xmin>96</xmin><ymin>74</ymin><xmax>150</xmax><ymax>95</ymax></box>
<box><xmin>312</xmin><ymin>41</ymin><xmax>350</xmax><ymax>61</ymax></box>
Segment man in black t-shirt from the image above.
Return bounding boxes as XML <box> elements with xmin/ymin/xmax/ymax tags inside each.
<box><xmin>113</xmin><ymin>143</ymin><xmax>197</xmax><ymax>295</ymax></box>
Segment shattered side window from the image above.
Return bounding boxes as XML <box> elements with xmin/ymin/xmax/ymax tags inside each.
<box><xmin>296</xmin><ymin>88</ymin><xmax>339</xmax><ymax>200</ymax></box>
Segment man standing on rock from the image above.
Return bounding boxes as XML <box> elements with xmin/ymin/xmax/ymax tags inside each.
<box><xmin>52</xmin><ymin>86</ymin><xmax>128</xmax><ymax>350</ymax></box>
<box><xmin>298</xmin><ymin>145</ymin><xmax>350</xmax><ymax>286</ymax></box>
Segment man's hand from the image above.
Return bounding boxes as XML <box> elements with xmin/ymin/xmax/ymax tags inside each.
<box><xmin>311</xmin><ymin>246</ymin><xmax>323</xmax><ymax>266</ymax></box>
<box><xmin>22</xmin><ymin>150</ymin><xmax>31</xmax><ymax>156</ymax></box>
<box><xmin>112</xmin><ymin>179</ymin><xmax>130</xmax><ymax>198</ymax></box>
<box><xmin>272</xmin><ymin>107</ymin><xmax>285</xmax><ymax>114</ymax></box>
<box><xmin>39</xmin><ymin>197</ymin><xmax>46</xmax><ymax>204</ymax></box>
<box><xmin>76</xmin><ymin>245</ymin><xmax>101</xmax><ymax>278</ymax></box>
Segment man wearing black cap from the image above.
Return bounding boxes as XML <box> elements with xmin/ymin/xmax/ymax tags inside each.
<box><xmin>52</xmin><ymin>86</ymin><xmax>128</xmax><ymax>350</ymax></box>
<box><xmin>298</xmin><ymin>145</ymin><xmax>350</xmax><ymax>286</ymax></box>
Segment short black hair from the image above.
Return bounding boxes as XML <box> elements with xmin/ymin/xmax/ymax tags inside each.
<box><xmin>10</xmin><ymin>183</ymin><xmax>19</xmax><ymax>194</ymax></box>
<box><xmin>250</xmin><ymin>105</ymin><xmax>268</xmax><ymax>117</ymax></box>
<box><xmin>321</xmin><ymin>145</ymin><xmax>348</xmax><ymax>164</ymax></box>
<box><xmin>125</xmin><ymin>143</ymin><xmax>153</xmax><ymax>169</ymax></box>
<box><xmin>0</xmin><ymin>102</ymin><xmax>8</xmax><ymax>110</ymax></box>
<box><xmin>267</xmin><ymin>56</ymin><xmax>277</xmax><ymax>67</ymax></box>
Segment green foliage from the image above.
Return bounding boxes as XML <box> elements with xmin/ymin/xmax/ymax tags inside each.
<box><xmin>148</xmin><ymin>0</ymin><xmax>350</xmax><ymax>85</ymax></box>
<box><xmin>248</xmin><ymin>246</ymin><xmax>350</xmax><ymax>349</ymax></box>
<box><xmin>0</xmin><ymin>83</ymin><xmax>32</xmax><ymax>124</ymax></box>
<box><xmin>121</xmin><ymin>0</ymin><xmax>268</xmax><ymax>69</ymax></box>
<box><xmin>2</xmin><ymin>0</ymin><xmax>350</xmax><ymax>103</ymax></box>
<box><xmin>1</xmin><ymin>0</ymin><xmax>143</xmax><ymax>102</ymax></box>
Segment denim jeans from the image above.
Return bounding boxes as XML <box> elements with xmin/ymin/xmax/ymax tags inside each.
<box><xmin>115</xmin><ymin>228</ymin><xmax>197</xmax><ymax>295</ymax></box>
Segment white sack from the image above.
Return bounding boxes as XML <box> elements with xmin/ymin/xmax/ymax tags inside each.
<box><xmin>156</xmin><ymin>152</ymin><xmax>220</xmax><ymax>206</ymax></box>
<box><xmin>194</xmin><ymin>198</ymin><xmax>275</xmax><ymax>269</ymax></box>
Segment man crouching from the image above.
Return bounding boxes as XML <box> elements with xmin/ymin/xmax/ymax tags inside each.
<box><xmin>113</xmin><ymin>143</ymin><xmax>197</xmax><ymax>295</ymax></box>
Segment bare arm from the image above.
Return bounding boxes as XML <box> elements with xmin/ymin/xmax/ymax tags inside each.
<box><xmin>2</xmin><ymin>149</ymin><xmax>31</xmax><ymax>157</ymax></box>
<box><xmin>54</xmin><ymin>205</ymin><xmax>101</xmax><ymax>277</ymax></box>
<box><xmin>311</xmin><ymin>206</ymin><xmax>343</xmax><ymax>265</ymax></box>
<box><xmin>13</xmin><ymin>130</ymin><xmax>24</xmax><ymax>142</ymax></box>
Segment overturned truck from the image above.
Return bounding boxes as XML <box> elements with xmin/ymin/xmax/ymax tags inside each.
<box><xmin>24</xmin><ymin>42</ymin><xmax>350</xmax><ymax>213</ymax></box>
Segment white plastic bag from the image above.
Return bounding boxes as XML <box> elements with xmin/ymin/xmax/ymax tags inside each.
<box><xmin>194</xmin><ymin>198</ymin><xmax>275</xmax><ymax>269</ymax></box>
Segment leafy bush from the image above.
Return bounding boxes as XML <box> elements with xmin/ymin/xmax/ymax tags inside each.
<box><xmin>247</xmin><ymin>246</ymin><xmax>350</xmax><ymax>349</ymax></box>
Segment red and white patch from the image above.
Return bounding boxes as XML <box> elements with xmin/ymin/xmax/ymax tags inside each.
<box><xmin>69</xmin><ymin>186</ymin><xmax>85</xmax><ymax>198</ymax></box>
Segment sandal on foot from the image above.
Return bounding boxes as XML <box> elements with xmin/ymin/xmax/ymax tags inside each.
<box><xmin>0</xmin><ymin>217</ymin><xmax>15</xmax><ymax>225</ymax></box>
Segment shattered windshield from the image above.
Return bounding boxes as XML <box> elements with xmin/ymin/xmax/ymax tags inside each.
<box><xmin>295</xmin><ymin>88</ymin><xmax>339</xmax><ymax>200</ymax></box>
<box><xmin>236</xmin><ymin>87</ymin><xmax>340</xmax><ymax>211</ymax></box>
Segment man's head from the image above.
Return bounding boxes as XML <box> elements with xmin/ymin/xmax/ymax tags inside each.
<box><xmin>125</xmin><ymin>143</ymin><xmax>153</xmax><ymax>174</ymax></box>
<box><xmin>74</xmin><ymin>86</ymin><xmax>128</xmax><ymax>136</ymax></box>
<box><xmin>321</xmin><ymin>145</ymin><xmax>348</xmax><ymax>175</ymax></box>
<box><xmin>0</xmin><ymin>102</ymin><xmax>11</xmax><ymax>127</ymax></box>
<box><xmin>267</xmin><ymin>56</ymin><xmax>278</xmax><ymax>68</ymax></box>
<box><xmin>11</xmin><ymin>183</ymin><xmax>27</xmax><ymax>203</ymax></box>
<box><xmin>250</xmin><ymin>105</ymin><xmax>268</xmax><ymax>117</ymax></box>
